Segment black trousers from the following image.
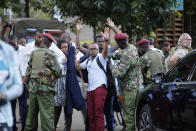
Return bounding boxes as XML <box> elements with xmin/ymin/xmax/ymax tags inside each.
<box><xmin>11</xmin><ymin>86</ymin><xmax>28</xmax><ymax>131</ymax></box>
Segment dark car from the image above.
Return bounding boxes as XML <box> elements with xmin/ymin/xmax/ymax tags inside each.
<box><xmin>136</xmin><ymin>50</ymin><xmax>196</xmax><ymax>131</ymax></box>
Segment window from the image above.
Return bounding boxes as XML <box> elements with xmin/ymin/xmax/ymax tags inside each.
<box><xmin>191</xmin><ymin>66</ymin><xmax>196</xmax><ymax>82</ymax></box>
<box><xmin>165</xmin><ymin>54</ymin><xmax>196</xmax><ymax>82</ymax></box>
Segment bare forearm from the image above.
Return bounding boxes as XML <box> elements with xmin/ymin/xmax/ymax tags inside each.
<box><xmin>111</xmin><ymin>26</ymin><xmax>118</xmax><ymax>34</ymax></box>
<box><xmin>170</xmin><ymin>55</ymin><xmax>179</xmax><ymax>67</ymax></box>
<box><xmin>76</xmin><ymin>30</ymin><xmax>87</xmax><ymax>54</ymax></box>
<box><xmin>170</xmin><ymin>57</ymin><xmax>179</xmax><ymax>67</ymax></box>
<box><xmin>75</xmin><ymin>60</ymin><xmax>83</xmax><ymax>71</ymax></box>
<box><xmin>102</xmin><ymin>41</ymin><xmax>108</xmax><ymax>59</ymax></box>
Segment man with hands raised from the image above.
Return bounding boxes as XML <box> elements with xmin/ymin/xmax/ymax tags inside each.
<box><xmin>75</xmin><ymin>27</ymin><xmax>110</xmax><ymax>131</ymax></box>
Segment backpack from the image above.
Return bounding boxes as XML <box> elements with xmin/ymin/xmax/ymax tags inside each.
<box><xmin>81</xmin><ymin>58</ymin><xmax>90</xmax><ymax>83</ymax></box>
<box><xmin>96</xmin><ymin>57</ymin><xmax>123</xmax><ymax>112</ymax></box>
<box><xmin>96</xmin><ymin>57</ymin><xmax>115</xmax><ymax>94</ymax></box>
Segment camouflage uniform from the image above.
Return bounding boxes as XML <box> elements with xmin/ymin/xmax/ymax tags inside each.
<box><xmin>25</xmin><ymin>48</ymin><xmax>61</xmax><ymax>131</ymax></box>
<box><xmin>109</xmin><ymin>44</ymin><xmax>143</xmax><ymax>131</ymax></box>
<box><xmin>140</xmin><ymin>49</ymin><xmax>165</xmax><ymax>85</ymax></box>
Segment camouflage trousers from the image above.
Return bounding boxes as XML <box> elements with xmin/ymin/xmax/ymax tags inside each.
<box><xmin>122</xmin><ymin>88</ymin><xmax>139</xmax><ymax>131</ymax></box>
<box><xmin>24</xmin><ymin>92</ymin><xmax>54</xmax><ymax>131</ymax></box>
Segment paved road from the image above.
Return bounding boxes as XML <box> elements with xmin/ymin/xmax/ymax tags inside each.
<box><xmin>16</xmin><ymin>104</ymin><xmax>123</xmax><ymax>131</ymax></box>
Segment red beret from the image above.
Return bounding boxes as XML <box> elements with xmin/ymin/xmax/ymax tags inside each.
<box><xmin>162</xmin><ymin>41</ymin><xmax>171</xmax><ymax>46</ymax></box>
<box><xmin>42</xmin><ymin>33</ymin><xmax>56</xmax><ymax>43</ymax></box>
<box><xmin>114</xmin><ymin>33</ymin><xmax>128</xmax><ymax>40</ymax></box>
<box><xmin>137</xmin><ymin>39</ymin><xmax>150</xmax><ymax>47</ymax></box>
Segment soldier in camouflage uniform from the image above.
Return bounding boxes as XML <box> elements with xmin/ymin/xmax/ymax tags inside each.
<box><xmin>108</xmin><ymin>33</ymin><xmax>143</xmax><ymax>131</ymax></box>
<box><xmin>137</xmin><ymin>39</ymin><xmax>165</xmax><ymax>86</ymax></box>
<box><xmin>24</xmin><ymin>33</ymin><xmax>62</xmax><ymax>131</ymax></box>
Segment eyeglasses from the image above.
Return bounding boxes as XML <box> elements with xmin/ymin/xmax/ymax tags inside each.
<box><xmin>89</xmin><ymin>48</ymin><xmax>98</xmax><ymax>50</ymax></box>
<box><xmin>96</xmin><ymin>40</ymin><xmax>104</xmax><ymax>43</ymax></box>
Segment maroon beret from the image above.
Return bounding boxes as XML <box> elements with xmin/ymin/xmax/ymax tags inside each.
<box><xmin>137</xmin><ymin>39</ymin><xmax>150</xmax><ymax>47</ymax></box>
<box><xmin>42</xmin><ymin>33</ymin><xmax>56</xmax><ymax>43</ymax></box>
<box><xmin>114</xmin><ymin>33</ymin><xmax>128</xmax><ymax>40</ymax></box>
<box><xmin>162</xmin><ymin>41</ymin><xmax>171</xmax><ymax>46</ymax></box>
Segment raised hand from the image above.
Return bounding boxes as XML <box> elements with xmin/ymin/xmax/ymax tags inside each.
<box><xmin>76</xmin><ymin>20</ymin><xmax>83</xmax><ymax>31</ymax></box>
<box><xmin>107</xmin><ymin>18</ymin><xmax>115</xmax><ymax>28</ymax></box>
<box><xmin>101</xmin><ymin>27</ymin><xmax>110</xmax><ymax>41</ymax></box>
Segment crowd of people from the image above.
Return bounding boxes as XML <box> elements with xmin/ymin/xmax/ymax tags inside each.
<box><xmin>0</xmin><ymin>14</ymin><xmax>193</xmax><ymax>131</ymax></box>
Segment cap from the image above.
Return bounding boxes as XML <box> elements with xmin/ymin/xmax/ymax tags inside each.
<box><xmin>42</xmin><ymin>33</ymin><xmax>56</xmax><ymax>43</ymax></box>
<box><xmin>158</xmin><ymin>37</ymin><xmax>169</xmax><ymax>45</ymax></box>
<box><xmin>137</xmin><ymin>39</ymin><xmax>150</xmax><ymax>47</ymax></box>
<box><xmin>114</xmin><ymin>33</ymin><xmax>128</xmax><ymax>40</ymax></box>
<box><xmin>162</xmin><ymin>41</ymin><xmax>171</xmax><ymax>46</ymax></box>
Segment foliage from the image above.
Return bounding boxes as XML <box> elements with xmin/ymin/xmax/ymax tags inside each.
<box><xmin>55</xmin><ymin>0</ymin><xmax>178</xmax><ymax>39</ymax></box>
<box><xmin>0</xmin><ymin>0</ymin><xmax>21</xmax><ymax>17</ymax></box>
<box><xmin>110</xmin><ymin>41</ymin><xmax>116</xmax><ymax>46</ymax></box>
<box><xmin>80</xmin><ymin>40</ymin><xmax>93</xmax><ymax>45</ymax></box>
<box><xmin>30</xmin><ymin>7</ymin><xmax>50</xmax><ymax>19</ymax></box>
<box><xmin>0</xmin><ymin>0</ymin><xmax>53</xmax><ymax>18</ymax></box>
<box><xmin>30</xmin><ymin>0</ymin><xmax>55</xmax><ymax>16</ymax></box>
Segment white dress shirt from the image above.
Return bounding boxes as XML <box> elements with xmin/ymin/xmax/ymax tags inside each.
<box><xmin>81</xmin><ymin>54</ymin><xmax>107</xmax><ymax>91</ymax></box>
<box><xmin>20</xmin><ymin>41</ymin><xmax>65</xmax><ymax>76</ymax></box>
<box><xmin>16</xmin><ymin>45</ymin><xmax>25</xmax><ymax>76</ymax></box>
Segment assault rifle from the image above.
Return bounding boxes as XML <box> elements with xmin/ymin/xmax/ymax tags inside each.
<box><xmin>113</xmin><ymin>60</ymin><xmax>125</xmax><ymax>126</ymax></box>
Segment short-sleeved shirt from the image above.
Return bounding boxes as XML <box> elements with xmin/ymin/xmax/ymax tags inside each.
<box><xmin>81</xmin><ymin>54</ymin><xmax>107</xmax><ymax>91</ymax></box>
<box><xmin>172</xmin><ymin>48</ymin><xmax>187</xmax><ymax>59</ymax></box>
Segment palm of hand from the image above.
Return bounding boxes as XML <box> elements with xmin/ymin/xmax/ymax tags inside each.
<box><xmin>107</xmin><ymin>18</ymin><xmax>114</xmax><ymax>27</ymax></box>
<box><xmin>108</xmin><ymin>21</ymin><xmax>114</xmax><ymax>27</ymax></box>
<box><xmin>102</xmin><ymin>27</ymin><xmax>110</xmax><ymax>40</ymax></box>
<box><xmin>76</xmin><ymin>24</ymin><xmax>83</xmax><ymax>30</ymax></box>
<box><xmin>76</xmin><ymin>20</ymin><xmax>83</xmax><ymax>30</ymax></box>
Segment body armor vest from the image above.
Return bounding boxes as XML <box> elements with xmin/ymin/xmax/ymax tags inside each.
<box><xmin>30</xmin><ymin>48</ymin><xmax>47</xmax><ymax>78</ymax></box>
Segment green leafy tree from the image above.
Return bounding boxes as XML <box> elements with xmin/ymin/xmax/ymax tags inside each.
<box><xmin>0</xmin><ymin>0</ymin><xmax>21</xmax><ymax>17</ymax></box>
<box><xmin>0</xmin><ymin>0</ymin><xmax>54</xmax><ymax>18</ymax></box>
<box><xmin>56</xmin><ymin>0</ymin><xmax>177</xmax><ymax>39</ymax></box>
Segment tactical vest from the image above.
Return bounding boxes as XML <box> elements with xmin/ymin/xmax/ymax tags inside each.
<box><xmin>30</xmin><ymin>48</ymin><xmax>47</xmax><ymax>79</ymax></box>
<box><xmin>146</xmin><ymin>49</ymin><xmax>165</xmax><ymax>75</ymax></box>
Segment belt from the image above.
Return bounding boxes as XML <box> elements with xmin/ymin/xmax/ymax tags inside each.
<box><xmin>36</xmin><ymin>88</ymin><xmax>54</xmax><ymax>95</ymax></box>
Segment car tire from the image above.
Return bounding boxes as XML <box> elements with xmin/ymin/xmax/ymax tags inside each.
<box><xmin>138</xmin><ymin>104</ymin><xmax>153</xmax><ymax>131</ymax></box>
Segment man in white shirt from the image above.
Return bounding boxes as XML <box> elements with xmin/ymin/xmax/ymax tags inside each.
<box><xmin>20</xmin><ymin>29</ymin><xmax>65</xmax><ymax>84</ymax></box>
<box><xmin>75</xmin><ymin>27</ymin><xmax>109</xmax><ymax>131</ymax></box>
<box><xmin>18</xmin><ymin>38</ymin><xmax>26</xmax><ymax>47</ymax></box>
<box><xmin>7</xmin><ymin>35</ymin><xmax>27</xmax><ymax>131</ymax></box>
